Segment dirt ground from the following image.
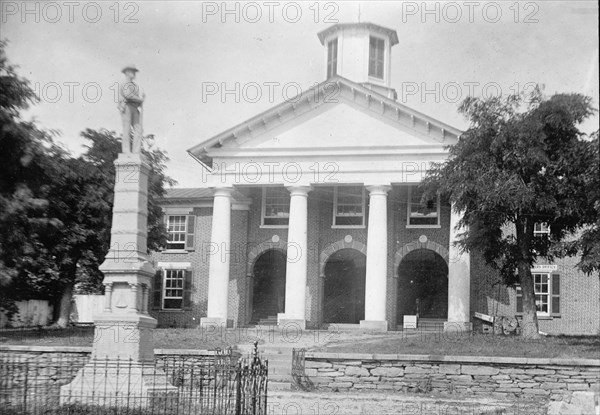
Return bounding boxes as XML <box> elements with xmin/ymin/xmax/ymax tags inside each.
<box><xmin>267</xmin><ymin>390</ymin><xmax>547</xmax><ymax>415</ymax></box>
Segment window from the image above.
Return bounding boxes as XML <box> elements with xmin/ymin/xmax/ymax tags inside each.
<box><xmin>368</xmin><ymin>36</ymin><xmax>385</xmax><ymax>79</ymax></box>
<box><xmin>166</xmin><ymin>215</ymin><xmax>195</xmax><ymax>250</ymax></box>
<box><xmin>327</xmin><ymin>38</ymin><xmax>338</xmax><ymax>78</ymax></box>
<box><xmin>534</xmin><ymin>222</ymin><xmax>550</xmax><ymax>236</ymax></box>
<box><xmin>333</xmin><ymin>186</ymin><xmax>365</xmax><ymax>227</ymax></box>
<box><xmin>163</xmin><ymin>269</ymin><xmax>185</xmax><ymax>310</ymax></box>
<box><xmin>152</xmin><ymin>268</ymin><xmax>192</xmax><ymax>311</ymax></box>
<box><xmin>407</xmin><ymin>186</ymin><xmax>440</xmax><ymax>227</ymax></box>
<box><xmin>262</xmin><ymin>187</ymin><xmax>290</xmax><ymax>227</ymax></box>
<box><xmin>516</xmin><ymin>272</ymin><xmax>560</xmax><ymax>317</ymax></box>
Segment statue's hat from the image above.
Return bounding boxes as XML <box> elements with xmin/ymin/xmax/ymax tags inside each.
<box><xmin>121</xmin><ymin>65</ymin><xmax>139</xmax><ymax>73</ymax></box>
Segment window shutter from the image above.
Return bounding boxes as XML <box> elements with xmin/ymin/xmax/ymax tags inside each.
<box><xmin>516</xmin><ymin>286</ymin><xmax>523</xmax><ymax>314</ymax></box>
<box><xmin>551</xmin><ymin>273</ymin><xmax>561</xmax><ymax>317</ymax></box>
<box><xmin>185</xmin><ymin>215</ymin><xmax>195</xmax><ymax>250</ymax></box>
<box><xmin>152</xmin><ymin>270</ymin><xmax>163</xmax><ymax>310</ymax></box>
<box><xmin>183</xmin><ymin>270</ymin><xmax>192</xmax><ymax>310</ymax></box>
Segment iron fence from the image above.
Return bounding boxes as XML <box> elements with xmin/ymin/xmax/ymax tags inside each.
<box><xmin>0</xmin><ymin>345</ymin><xmax>267</xmax><ymax>414</ymax></box>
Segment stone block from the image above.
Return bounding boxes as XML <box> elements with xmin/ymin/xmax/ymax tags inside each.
<box><xmin>306</xmin><ymin>361</ymin><xmax>332</xmax><ymax>369</ymax></box>
<box><xmin>567</xmin><ymin>383</ymin><xmax>590</xmax><ymax>391</ymax></box>
<box><xmin>570</xmin><ymin>391</ymin><xmax>596</xmax><ymax>414</ymax></box>
<box><xmin>439</xmin><ymin>364</ymin><xmax>461</xmax><ymax>374</ymax></box>
<box><xmin>371</xmin><ymin>367</ymin><xmax>404</xmax><ymax>377</ymax></box>
<box><xmin>525</xmin><ymin>368</ymin><xmax>555</xmax><ymax>375</ymax></box>
<box><xmin>517</xmin><ymin>382</ymin><xmax>538</xmax><ymax>388</ymax></box>
<box><xmin>447</xmin><ymin>375</ymin><xmax>472</xmax><ymax>383</ymax></box>
<box><xmin>404</xmin><ymin>366</ymin><xmax>431</xmax><ymax>374</ymax></box>
<box><xmin>354</xmin><ymin>383</ymin><xmax>376</xmax><ymax>389</ymax></box>
<box><xmin>461</xmin><ymin>365</ymin><xmax>499</xmax><ymax>376</ymax></box>
<box><xmin>345</xmin><ymin>366</ymin><xmax>370</xmax><ymax>376</ymax></box>
<box><xmin>547</xmin><ymin>401</ymin><xmax>584</xmax><ymax>415</ymax></box>
<box><xmin>522</xmin><ymin>388</ymin><xmax>549</xmax><ymax>395</ymax></box>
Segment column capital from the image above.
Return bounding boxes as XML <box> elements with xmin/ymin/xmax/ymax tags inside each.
<box><xmin>286</xmin><ymin>185</ymin><xmax>312</xmax><ymax>197</ymax></box>
<box><xmin>212</xmin><ymin>186</ymin><xmax>234</xmax><ymax>198</ymax></box>
<box><xmin>366</xmin><ymin>184</ymin><xmax>392</xmax><ymax>195</ymax></box>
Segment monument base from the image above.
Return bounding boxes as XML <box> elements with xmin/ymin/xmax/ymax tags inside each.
<box><xmin>92</xmin><ymin>313</ymin><xmax>157</xmax><ymax>361</ymax></box>
<box><xmin>59</xmin><ymin>361</ymin><xmax>178</xmax><ymax>409</ymax></box>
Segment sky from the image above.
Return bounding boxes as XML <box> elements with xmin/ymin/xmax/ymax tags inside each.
<box><xmin>2</xmin><ymin>1</ymin><xmax>598</xmax><ymax>188</ymax></box>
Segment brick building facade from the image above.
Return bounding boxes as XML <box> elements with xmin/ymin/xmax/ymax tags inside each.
<box><xmin>148</xmin><ymin>23</ymin><xmax>599</xmax><ymax>335</ymax></box>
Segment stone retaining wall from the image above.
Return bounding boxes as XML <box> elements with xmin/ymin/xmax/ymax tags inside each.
<box><xmin>0</xmin><ymin>345</ymin><xmax>241</xmax><ymax>390</ymax></box>
<box><xmin>304</xmin><ymin>352</ymin><xmax>600</xmax><ymax>401</ymax></box>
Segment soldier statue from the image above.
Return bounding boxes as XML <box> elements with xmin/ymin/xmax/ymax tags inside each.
<box><xmin>118</xmin><ymin>65</ymin><xmax>145</xmax><ymax>153</ymax></box>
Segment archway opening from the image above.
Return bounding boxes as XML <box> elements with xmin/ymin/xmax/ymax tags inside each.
<box><xmin>323</xmin><ymin>248</ymin><xmax>366</xmax><ymax>324</ymax></box>
<box><xmin>251</xmin><ymin>249</ymin><xmax>286</xmax><ymax>323</ymax></box>
<box><xmin>397</xmin><ymin>248</ymin><xmax>448</xmax><ymax>320</ymax></box>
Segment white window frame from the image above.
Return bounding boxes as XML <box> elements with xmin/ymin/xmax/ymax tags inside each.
<box><xmin>533</xmin><ymin>272</ymin><xmax>551</xmax><ymax>316</ymax></box>
<box><xmin>332</xmin><ymin>186</ymin><xmax>366</xmax><ymax>228</ymax></box>
<box><xmin>368</xmin><ymin>35</ymin><xmax>385</xmax><ymax>80</ymax></box>
<box><xmin>534</xmin><ymin>222</ymin><xmax>550</xmax><ymax>236</ymax></box>
<box><xmin>327</xmin><ymin>38</ymin><xmax>338</xmax><ymax>79</ymax></box>
<box><xmin>162</xmin><ymin>269</ymin><xmax>185</xmax><ymax>310</ymax></box>
<box><xmin>261</xmin><ymin>187</ymin><xmax>290</xmax><ymax>228</ymax></box>
<box><xmin>166</xmin><ymin>215</ymin><xmax>187</xmax><ymax>250</ymax></box>
<box><xmin>406</xmin><ymin>186</ymin><xmax>441</xmax><ymax>228</ymax></box>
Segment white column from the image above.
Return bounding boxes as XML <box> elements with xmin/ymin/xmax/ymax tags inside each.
<box><xmin>279</xmin><ymin>186</ymin><xmax>311</xmax><ymax>330</ymax></box>
<box><xmin>202</xmin><ymin>187</ymin><xmax>233</xmax><ymax>328</ymax></box>
<box><xmin>445</xmin><ymin>204</ymin><xmax>472</xmax><ymax>332</ymax></box>
<box><xmin>361</xmin><ymin>185</ymin><xmax>391</xmax><ymax>331</ymax></box>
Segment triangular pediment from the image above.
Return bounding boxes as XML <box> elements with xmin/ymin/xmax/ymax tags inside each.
<box><xmin>188</xmin><ymin>77</ymin><xmax>462</xmax><ymax>166</ymax></box>
<box><xmin>236</xmin><ymin>102</ymin><xmax>443</xmax><ymax>150</ymax></box>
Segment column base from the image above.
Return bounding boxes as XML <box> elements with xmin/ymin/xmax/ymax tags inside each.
<box><xmin>200</xmin><ymin>317</ymin><xmax>227</xmax><ymax>329</ymax></box>
<box><xmin>443</xmin><ymin>321</ymin><xmax>473</xmax><ymax>333</ymax></box>
<box><xmin>359</xmin><ymin>320</ymin><xmax>388</xmax><ymax>331</ymax></box>
<box><xmin>278</xmin><ymin>319</ymin><xmax>306</xmax><ymax>330</ymax></box>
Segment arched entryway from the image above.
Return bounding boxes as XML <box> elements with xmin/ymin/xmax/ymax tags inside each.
<box><xmin>251</xmin><ymin>249</ymin><xmax>286</xmax><ymax>323</ymax></box>
<box><xmin>397</xmin><ymin>249</ymin><xmax>448</xmax><ymax>320</ymax></box>
<box><xmin>323</xmin><ymin>248</ymin><xmax>366</xmax><ymax>324</ymax></box>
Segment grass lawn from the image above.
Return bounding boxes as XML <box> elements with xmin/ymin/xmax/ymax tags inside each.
<box><xmin>0</xmin><ymin>327</ymin><xmax>235</xmax><ymax>350</ymax></box>
<box><xmin>1</xmin><ymin>326</ymin><xmax>599</xmax><ymax>360</ymax></box>
<box><xmin>311</xmin><ymin>331</ymin><xmax>600</xmax><ymax>360</ymax></box>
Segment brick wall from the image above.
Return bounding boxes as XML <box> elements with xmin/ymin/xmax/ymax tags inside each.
<box><xmin>304</xmin><ymin>352</ymin><xmax>600</xmax><ymax>401</ymax></box>
<box><xmin>150</xmin><ymin>186</ymin><xmax>600</xmax><ymax>334</ymax></box>
<box><xmin>471</xmin><ymin>252</ymin><xmax>600</xmax><ymax>335</ymax></box>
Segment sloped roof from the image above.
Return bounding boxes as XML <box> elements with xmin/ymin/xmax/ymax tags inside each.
<box><xmin>187</xmin><ymin>76</ymin><xmax>462</xmax><ymax>167</ymax></box>
<box><xmin>164</xmin><ymin>188</ymin><xmax>213</xmax><ymax>199</ymax></box>
<box><xmin>317</xmin><ymin>22</ymin><xmax>399</xmax><ymax>46</ymax></box>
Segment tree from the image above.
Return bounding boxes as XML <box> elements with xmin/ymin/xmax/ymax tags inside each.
<box><xmin>422</xmin><ymin>88</ymin><xmax>597</xmax><ymax>338</ymax></box>
<box><xmin>0</xmin><ymin>39</ymin><xmax>65</xmax><ymax>317</ymax></box>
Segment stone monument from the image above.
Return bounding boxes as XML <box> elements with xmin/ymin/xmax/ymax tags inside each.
<box><xmin>60</xmin><ymin>66</ymin><xmax>177</xmax><ymax>408</ymax></box>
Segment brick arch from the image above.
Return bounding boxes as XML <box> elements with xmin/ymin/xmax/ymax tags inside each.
<box><xmin>394</xmin><ymin>238</ymin><xmax>449</xmax><ymax>275</ymax></box>
<box><xmin>246</xmin><ymin>239</ymin><xmax>288</xmax><ymax>276</ymax></box>
<box><xmin>319</xmin><ymin>239</ymin><xmax>368</xmax><ymax>277</ymax></box>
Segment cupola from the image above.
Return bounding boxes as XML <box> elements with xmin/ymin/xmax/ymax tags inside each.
<box><xmin>317</xmin><ymin>23</ymin><xmax>399</xmax><ymax>99</ymax></box>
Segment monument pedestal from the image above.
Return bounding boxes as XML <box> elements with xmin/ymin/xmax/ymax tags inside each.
<box><xmin>60</xmin><ymin>153</ymin><xmax>177</xmax><ymax>409</ymax></box>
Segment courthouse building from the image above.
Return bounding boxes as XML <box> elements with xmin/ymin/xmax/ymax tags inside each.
<box><xmin>149</xmin><ymin>23</ymin><xmax>599</xmax><ymax>335</ymax></box>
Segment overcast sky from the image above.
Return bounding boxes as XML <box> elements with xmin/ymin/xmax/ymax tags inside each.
<box><xmin>2</xmin><ymin>1</ymin><xmax>598</xmax><ymax>188</ymax></box>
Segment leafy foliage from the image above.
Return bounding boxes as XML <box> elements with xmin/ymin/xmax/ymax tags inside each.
<box><xmin>422</xmin><ymin>88</ymin><xmax>597</xmax><ymax>336</ymax></box>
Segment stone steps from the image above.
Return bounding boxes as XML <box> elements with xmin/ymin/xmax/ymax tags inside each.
<box><xmin>236</xmin><ymin>343</ymin><xmax>294</xmax><ymax>391</ymax></box>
